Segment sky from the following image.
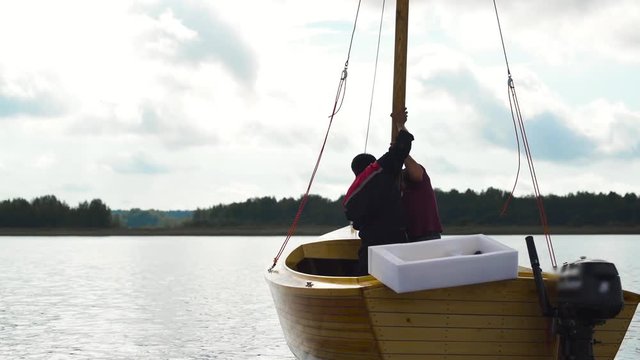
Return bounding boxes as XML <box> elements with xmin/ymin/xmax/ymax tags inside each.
<box><xmin>0</xmin><ymin>0</ymin><xmax>638</xmax><ymax>210</ymax></box>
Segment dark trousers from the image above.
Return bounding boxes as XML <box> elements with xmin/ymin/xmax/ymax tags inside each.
<box><xmin>354</xmin><ymin>245</ymin><xmax>370</xmax><ymax>276</ymax></box>
<box><xmin>354</xmin><ymin>231</ymin><xmax>408</xmax><ymax>276</ymax></box>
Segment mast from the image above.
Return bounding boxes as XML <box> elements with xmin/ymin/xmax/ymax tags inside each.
<box><xmin>392</xmin><ymin>0</ymin><xmax>409</xmax><ymax>141</ymax></box>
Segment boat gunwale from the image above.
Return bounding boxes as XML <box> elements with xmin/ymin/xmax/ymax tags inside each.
<box><xmin>276</xmin><ymin>238</ymin><xmax>563</xmax><ymax>289</ymax></box>
<box><xmin>282</xmin><ymin>238</ymin><xmax>379</xmax><ymax>287</ymax></box>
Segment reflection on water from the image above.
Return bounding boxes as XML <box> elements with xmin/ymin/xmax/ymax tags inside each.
<box><xmin>0</xmin><ymin>235</ymin><xmax>638</xmax><ymax>359</ymax></box>
<box><xmin>0</xmin><ymin>237</ymin><xmax>292</xmax><ymax>359</ymax></box>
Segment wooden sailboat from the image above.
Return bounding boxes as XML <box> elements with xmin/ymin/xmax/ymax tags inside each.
<box><xmin>266</xmin><ymin>226</ymin><xmax>639</xmax><ymax>359</ymax></box>
<box><xmin>266</xmin><ymin>1</ymin><xmax>640</xmax><ymax>359</ymax></box>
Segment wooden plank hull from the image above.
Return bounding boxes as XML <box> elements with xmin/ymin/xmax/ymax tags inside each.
<box><xmin>265</xmin><ymin>238</ymin><xmax>640</xmax><ymax>359</ymax></box>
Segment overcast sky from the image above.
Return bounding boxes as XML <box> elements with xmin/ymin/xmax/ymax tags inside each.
<box><xmin>0</xmin><ymin>0</ymin><xmax>638</xmax><ymax>210</ymax></box>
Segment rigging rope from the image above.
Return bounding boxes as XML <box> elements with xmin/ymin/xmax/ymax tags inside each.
<box><xmin>492</xmin><ymin>0</ymin><xmax>558</xmax><ymax>269</ymax></box>
<box><xmin>364</xmin><ymin>0</ymin><xmax>387</xmax><ymax>153</ymax></box>
<box><xmin>268</xmin><ymin>0</ymin><xmax>364</xmax><ymax>272</ymax></box>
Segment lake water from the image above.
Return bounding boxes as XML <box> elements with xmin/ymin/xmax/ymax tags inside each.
<box><xmin>0</xmin><ymin>234</ymin><xmax>638</xmax><ymax>359</ymax></box>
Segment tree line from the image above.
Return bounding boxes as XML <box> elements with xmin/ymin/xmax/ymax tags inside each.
<box><xmin>0</xmin><ymin>195</ymin><xmax>113</xmax><ymax>228</ymax></box>
<box><xmin>437</xmin><ymin>188</ymin><xmax>639</xmax><ymax>227</ymax></box>
<box><xmin>0</xmin><ymin>189</ymin><xmax>638</xmax><ymax>229</ymax></box>
<box><xmin>113</xmin><ymin>209</ymin><xmax>192</xmax><ymax>228</ymax></box>
<box><xmin>189</xmin><ymin>189</ymin><xmax>640</xmax><ymax>229</ymax></box>
<box><xmin>189</xmin><ymin>195</ymin><xmax>345</xmax><ymax>228</ymax></box>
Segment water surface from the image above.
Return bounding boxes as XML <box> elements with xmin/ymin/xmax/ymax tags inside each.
<box><xmin>0</xmin><ymin>235</ymin><xmax>638</xmax><ymax>359</ymax></box>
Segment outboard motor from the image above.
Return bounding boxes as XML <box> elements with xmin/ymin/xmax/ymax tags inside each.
<box><xmin>525</xmin><ymin>236</ymin><xmax>624</xmax><ymax>360</ymax></box>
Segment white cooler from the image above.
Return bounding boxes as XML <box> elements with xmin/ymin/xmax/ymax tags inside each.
<box><xmin>368</xmin><ymin>234</ymin><xmax>518</xmax><ymax>293</ymax></box>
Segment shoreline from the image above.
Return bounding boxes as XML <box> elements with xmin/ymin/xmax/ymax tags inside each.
<box><xmin>0</xmin><ymin>225</ymin><xmax>639</xmax><ymax>236</ymax></box>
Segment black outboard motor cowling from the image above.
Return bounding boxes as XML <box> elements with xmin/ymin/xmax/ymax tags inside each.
<box><xmin>525</xmin><ymin>236</ymin><xmax>626</xmax><ymax>360</ymax></box>
<box><xmin>556</xmin><ymin>258</ymin><xmax>624</xmax><ymax>321</ymax></box>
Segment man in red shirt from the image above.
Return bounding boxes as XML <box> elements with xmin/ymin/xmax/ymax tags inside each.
<box><xmin>401</xmin><ymin>155</ymin><xmax>443</xmax><ymax>241</ymax></box>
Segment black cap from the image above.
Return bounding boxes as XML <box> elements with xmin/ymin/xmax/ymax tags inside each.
<box><xmin>351</xmin><ymin>153</ymin><xmax>376</xmax><ymax>176</ymax></box>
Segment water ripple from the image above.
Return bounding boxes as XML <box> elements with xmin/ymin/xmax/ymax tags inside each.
<box><xmin>0</xmin><ymin>235</ymin><xmax>637</xmax><ymax>359</ymax></box>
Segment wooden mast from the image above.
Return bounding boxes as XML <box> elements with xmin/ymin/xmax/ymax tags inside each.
<box><xmin>392</xmin><ymin>0</ymin><xmax>409</xmax><ymax>141</ymax></box>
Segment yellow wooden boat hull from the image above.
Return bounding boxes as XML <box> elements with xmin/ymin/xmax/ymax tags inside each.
<box><xmin>265</xmin><ymin>236</ymin><xmax>640</xmax><ymax>360</ymax></box>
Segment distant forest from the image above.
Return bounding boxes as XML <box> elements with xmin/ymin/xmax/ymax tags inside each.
<box><xmin>112</xmin><ymin>209</ymin><xmax>192</xmax><ymax>228</ymax></box>
<box><xmin>189</xmin><ymin>189</ymin><xmax>640</xmax><ymax>229</ymax></box>
<box><xmin>0</xmin><ymin>195</ymin><xmax>113</xmax><ymax>228</ymax></box>
<box><xmin>0</xmin><ymin>189</ymin><xmax>638</xmax><ymax>230</ymax></box>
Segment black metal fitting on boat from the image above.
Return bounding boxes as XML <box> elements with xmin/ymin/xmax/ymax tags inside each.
<box><xmin>525</xmin><ymin>236</ymin><xmax>553</xmax><ymax>316</ymax></box>
<box><xmin>525</xmin><ymin>235</ymin><xmax>624</xmax><ymax>360</ymax></box>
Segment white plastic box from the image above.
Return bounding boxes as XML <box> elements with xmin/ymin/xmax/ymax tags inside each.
<box><xmin>368</xmin><ymin>234</ymin><xmax>518</xmax><ymax>293</ymax></box>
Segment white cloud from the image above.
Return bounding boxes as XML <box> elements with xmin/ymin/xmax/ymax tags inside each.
<box><xmin>33</xmin><ymin>154</ymin><xmax>57</xmax><ymax>170</ymax></box>
<box><xmin>108</xmin><ymin>152</ymin><xmax>169</xmax><ymax>175</ymax></box>
<box><xmin>0</xmin><ymin>0</ymin><xmax>639</xmax><ymax>209</ymax></box>
<box><xmin>571</xmin><ymin>100</ymin><xmax>640</xmax><ymax>156</ymax></box>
